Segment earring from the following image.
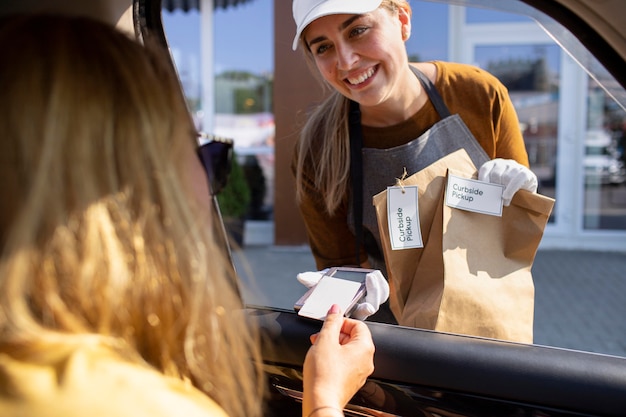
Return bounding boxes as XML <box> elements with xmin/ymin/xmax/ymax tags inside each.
<box><xmin>402</xmin><ymin>28</ymin><xmax>410</xmax><ymax>40</ymax></box>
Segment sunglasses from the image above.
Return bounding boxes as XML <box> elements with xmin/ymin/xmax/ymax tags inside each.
<box><xmin>196</xmin><ymin>132</ymin><xmax>234</xmax><ymax>196</ymax></box>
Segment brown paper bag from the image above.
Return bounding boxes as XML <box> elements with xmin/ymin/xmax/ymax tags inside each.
<box><xmin>373</xmin><ymin>149</ymin><xmax>555</xmax><ymax>342</ymax></box>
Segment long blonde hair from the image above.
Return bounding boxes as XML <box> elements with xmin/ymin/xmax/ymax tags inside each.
<box><xmin>294</xmin><ymin>0</ymin><xmax>412</xmax><ymax>214</ymax></box>
<box><xmin>0</xmin><ymin>15</ymin><xmax>263</xmax><ymax>417</ymax></box>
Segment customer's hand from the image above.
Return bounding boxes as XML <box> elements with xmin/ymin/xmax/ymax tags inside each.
<box><xmin>297</xmin><ymin>270</ymin><xmax>389</xmax><ymax>321</ymax></box>
<box><xmin>478</xmin><ymin>158</ymin><xmax>538</xmax><ymax>206</ymax></box>
<box><xmin>302</xmin><ymin>304</ymin><xmax>375</xmax><ymax>416</ymax></box>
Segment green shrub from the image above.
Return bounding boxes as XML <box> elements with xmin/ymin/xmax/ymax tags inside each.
<box><xmin>216</xmin><ymin>153</ymin><xmax>251</xmax><ymax>219</ymax></box>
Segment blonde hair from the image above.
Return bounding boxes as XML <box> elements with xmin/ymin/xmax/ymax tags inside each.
<box><xmin>294</xmin><ymin>0</ymin><xmax>412</xmax><ymax>214</ymax></box>
<box><xmin>0</xmin><ymin>15</ymin><xmax>263</xmax><ymax>417</ymax></box>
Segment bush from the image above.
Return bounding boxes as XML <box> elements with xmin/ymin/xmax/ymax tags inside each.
<box><xmin>216</xmin><ymin>153</ymin><xmax>251</xmax><ymax>219</ymax></box>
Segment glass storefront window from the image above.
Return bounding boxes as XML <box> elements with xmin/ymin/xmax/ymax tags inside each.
<box><xmin>583</xmin><ymin>77</ymin><xmax>626</xmax><ymax>230</ymax></box>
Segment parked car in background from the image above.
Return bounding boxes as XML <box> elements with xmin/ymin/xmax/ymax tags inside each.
<box><xmin>585</xmin><ymin>129</ymin><xmax>626</xmax><ymax>185</ymax></box>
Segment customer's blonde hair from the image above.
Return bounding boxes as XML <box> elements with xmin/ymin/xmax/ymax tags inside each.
<box><xmin>0</xmin><ymin>15</ymin><xmax>264</xmax><ymax>417</ymax></box>
<box><xmin>294</xmin><ymin>0</ymin><xmax>412</xmax><ymax>214</ymax></box>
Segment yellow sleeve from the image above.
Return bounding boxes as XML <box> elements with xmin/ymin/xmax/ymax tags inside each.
<box><xmin>0</xmin><ymin>343</ymin><xmax>229</xmax><ymax>417</ymax></box>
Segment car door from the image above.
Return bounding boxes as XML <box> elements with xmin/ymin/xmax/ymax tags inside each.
<box><xmin>141</xmin><ymin>0</ymin><xmax>626</xmax><ymax>415</ymax></box>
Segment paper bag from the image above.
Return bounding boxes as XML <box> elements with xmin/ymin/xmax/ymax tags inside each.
<box><xmin>373</xmin><ymin>149</ymin><xmax>555</xmax><ymax>342</ymax></box>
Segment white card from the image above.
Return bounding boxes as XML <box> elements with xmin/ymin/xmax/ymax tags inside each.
<box><xmin>445</xmin><ymin>174</ymin><xmax>504</xmax><ymax>216</ymax></box>
<box><xmin>387</xmin><ymin>185</ymin><xmax>423</xmax><ymax>250</ymax></box>
<box><xmin>297</xmin><ymin>277</ymin><xmax>364</xmax><ymax>320</ymax></box>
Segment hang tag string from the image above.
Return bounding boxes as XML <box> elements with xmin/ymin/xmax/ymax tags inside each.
<box><xmin>395</xmin><ymin>167</ymin><xmax>408</xmax><ymax>193</ymax></box>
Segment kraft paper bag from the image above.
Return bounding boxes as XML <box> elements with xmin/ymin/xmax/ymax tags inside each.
<box><xmin>373</xmin><ymin>149</ymin><xmax>555</xmax><ymax>343</ymax></box>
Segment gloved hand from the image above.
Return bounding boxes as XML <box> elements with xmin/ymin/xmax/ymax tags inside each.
<box><xmin>478</xmin><ymin>158</ymin><xmax>538</xmax><ymax>206</ymax></box>
<box><xmin>296</xmin><ymin>269</ymin><xmax>390</xmax><ymax>321</ymax></box>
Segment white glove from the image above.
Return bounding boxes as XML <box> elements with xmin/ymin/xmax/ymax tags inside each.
<box><xmin>296</xmin><ymin>269</ymin><xmax>330</xmax><ymax>288</ymax></box>
<box><xmin>296</xmin><ymin>269</ymin><xmax>389</xmax><ymax>321</ymax></box>
<box><xmin>478</xmin><ymin>158</ymin><xmax>538</xmax><ymax>206</ymax></box>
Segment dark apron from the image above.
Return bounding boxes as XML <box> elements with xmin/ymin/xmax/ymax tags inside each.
<box><xmin>348</xmin><ymin>65</ymin><xmax>490</xmax><ymax>277</ymax></box>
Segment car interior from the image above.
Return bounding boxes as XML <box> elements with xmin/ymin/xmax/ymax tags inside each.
<box><xmin>2</xmin><ymin>0</ymin><xmax>625</xmax><ymax>416</ymax></box>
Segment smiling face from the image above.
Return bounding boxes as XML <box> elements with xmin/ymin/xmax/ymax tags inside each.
<box><xmin>303</xmin><ymin>6</ymin><xmax>413</xmax><ymax>113</ymax></box>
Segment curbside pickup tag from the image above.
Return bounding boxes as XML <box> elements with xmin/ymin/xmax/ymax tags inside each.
<box><xmin>387</xmin><ymin>185</ymin><xmax>424</xmax><ymax>250</ymax></box>
<box><xmin>445</xmin><ymin>174</ymin><xmax>504</xmax><ymax>216</ymax></box>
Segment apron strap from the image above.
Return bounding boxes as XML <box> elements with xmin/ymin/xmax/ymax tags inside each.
<box><xmin>409</xmin><ymin>65</ymin><xmax>451</xmax><ymax>119</ymax></box>
<box><xmin>349</xmin><ymin>99</ymin><xmax>363</xmax><ymax>265</ymax></box>
<box><xmin>349</xmin><ymin>64</ymin><xmax>450</xmax><ymax>265</ymax></box>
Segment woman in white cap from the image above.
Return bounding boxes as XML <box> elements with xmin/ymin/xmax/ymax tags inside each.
<box><xmin>291</xmin><ymin>0</ymin><xmax>538</xmax><ymax>322</ymax></box>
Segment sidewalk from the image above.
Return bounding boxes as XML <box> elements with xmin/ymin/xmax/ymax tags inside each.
<box><xmin>233</xmin><ymin>245</ymin><xmax>626</xmax><ymax>358</ymax></box>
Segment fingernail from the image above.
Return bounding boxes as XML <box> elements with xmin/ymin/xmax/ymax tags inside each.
<box><xmin>328</xmin><ymin>304</ymin><xmax>341</xmax><ymax>314</ymax></box>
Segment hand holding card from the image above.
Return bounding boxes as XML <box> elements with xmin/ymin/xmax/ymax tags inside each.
<box><xmin>297</xmin><ymin>276</ymin><xmax>365</xmax><ymax>320</ymax></box>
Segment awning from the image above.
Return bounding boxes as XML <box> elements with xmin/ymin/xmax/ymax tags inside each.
<box><xmin>162</xmin><ymin>0</ymin><xmax>254</xmax><ymax>12</ymax></box>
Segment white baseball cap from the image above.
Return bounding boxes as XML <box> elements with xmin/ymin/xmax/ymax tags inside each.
<box><xmin>292</xmin><ymin>0</ymin><xmax>384</xmax><ymax>50</ymax></box>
